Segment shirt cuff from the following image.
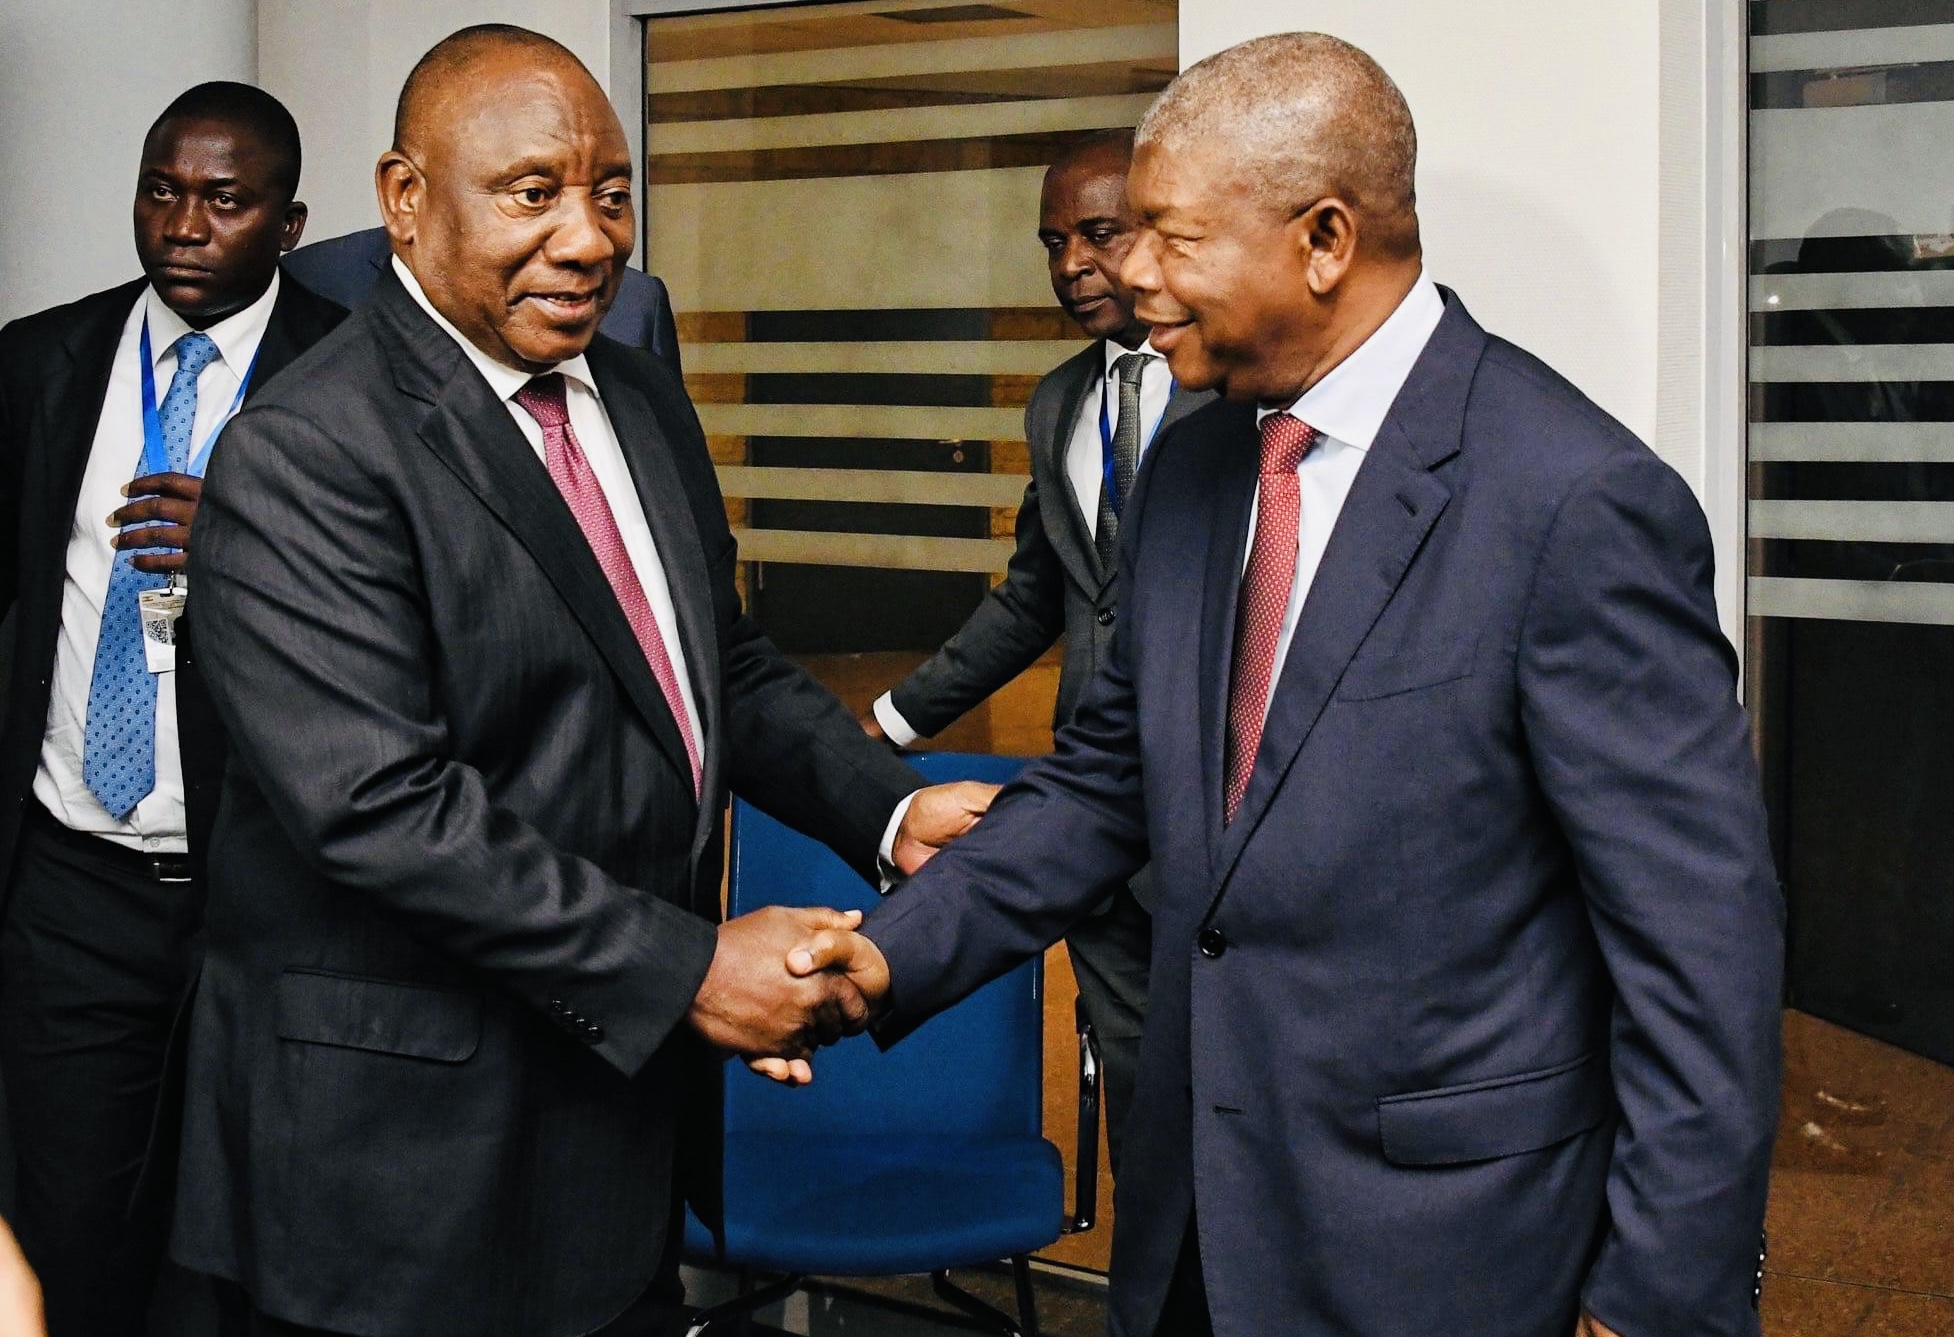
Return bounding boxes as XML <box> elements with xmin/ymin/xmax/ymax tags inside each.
<box><xmin>872</xmin><ymin>693</ymin><xmax>922</xmax><ymax>748</ymax></box>
<box><xmin>875</xmin><ymin>790</ymin><xmax>921</xmax><ymax>893</ymax></box>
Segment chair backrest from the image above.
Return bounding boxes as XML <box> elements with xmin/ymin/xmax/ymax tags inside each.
<box><xmin>724</xmin><ymin>752</ymin><xmax>1040</xmax><ymax>1144</ymax></box>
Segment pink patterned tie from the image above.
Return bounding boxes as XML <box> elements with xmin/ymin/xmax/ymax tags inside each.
<box><xmin>1224</xmin><ymin>411</ymin><xmax>1318</xmax><ymax>823</ymax></box>
<box><xmin>514</xmin><ymin>374</ymin><xmax>702</xmax><ymax>794</ymax></box>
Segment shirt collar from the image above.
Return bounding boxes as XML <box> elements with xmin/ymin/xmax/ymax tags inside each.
<box><xmin>392</xmin><ymin>255</ymin><xmax>599</xmax><ymax>403</ymax></box>
<box><xmin>1256</xmin><ymin>271</ymin><xmax>1444</xmax><ymax>453</ymax></box>
<box><xmin>143</xmin><ymin>269</ymin><xmax>280</xmax><ymax>379</ymax></box>
<box><xmin>1102</xmin><ymin>332</ymin><xmax>1167</xmax><ymax>379</ymax></box>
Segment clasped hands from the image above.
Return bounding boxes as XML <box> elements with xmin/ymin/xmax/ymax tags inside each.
<box><xmin>685</xmin><ymin>779</ymin><xmax>995</xmax><ymax>1084</ymax></box>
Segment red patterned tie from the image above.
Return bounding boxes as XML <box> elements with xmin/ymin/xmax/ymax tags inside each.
<box><xmin>515</xmin><ymin>374</ymin><xmax>702</xmax><ymax>795</ymax></box>
<box><xmin>1224</xmin><ymin>412</ymin><xmax>1318</xmax><ymax>823</ymax></box>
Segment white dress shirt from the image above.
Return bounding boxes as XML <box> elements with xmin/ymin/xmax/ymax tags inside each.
<box><xmin>34</xmin><ymin>272</ymin><xmax>281</xmax><ymax>851</ymax></box>
<box><xmin>872</xmin><ymin>335</ymin><xmax>1173</xmax><ymax>746</ymax></box>
<box><xmin>394</xmin><ymin>258</ymin><xmax>704</xmax><ymax>753</ymax></box>
<box><xmin>1252</xmin><ymin>271</ymin><xmax>1446</xmax><ymax>714</ymax></box>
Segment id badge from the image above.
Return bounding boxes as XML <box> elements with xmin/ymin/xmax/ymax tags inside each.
<box><xmin>137</xmin><ymin>585</ymin><xmax>187</xmax><ymax>674</ymax></box>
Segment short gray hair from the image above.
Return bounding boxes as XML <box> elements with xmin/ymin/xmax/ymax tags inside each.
<box><xmin>1136</xmin><ymin>33</ymin><xmax>1420</xmax><ymax>257</ymax></box>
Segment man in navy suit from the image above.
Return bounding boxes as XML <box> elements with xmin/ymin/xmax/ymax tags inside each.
<box><xmin>786</xmin><ymin>32</ymin><xmax>1784</xmax><ymax>1337</ymax></box>
<box><xmin>284</xmin><ymin>225</ymin><xmax>684</xmax><ymax>374</ymax></box>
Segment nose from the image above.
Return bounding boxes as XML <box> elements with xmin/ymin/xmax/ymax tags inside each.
<box><xmin>546</xmin><ymin>190</ymin><xmax>622</xmax><ymax>270</ymax></box>
<box><xmin>1058</xmin><ymin>233</ymin><xmax>1095</xmax><ymax>281</ymax></box>
<box><xmin>163</xmin><ymin>194</ymin><xmax>209</xmax><ymax>248</ymax></box>
<box><xmin>1120</xmin><ymin>229</ymin><xmax>1161</xmax><ymax>297</ymax></box>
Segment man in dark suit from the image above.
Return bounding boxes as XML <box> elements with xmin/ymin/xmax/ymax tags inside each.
<box><xmin>0</xmin><ymin>82</ymin><xmax>343</xmax><ymax>1336</ymax></box>
<box><xmin>170</xmin><ymin>26</ymin><xmax>987</xmax><ymax>1337</ymax></box>
<box><xmin>862</xmin><ymin>130</ymin><xmax>1211</xmax><ymax>1171</ymax></box>
<box><xmin>789</xmin><ymin>33</ymin><xmax>1784</xmax><ymax>1337</ymax></box>
<box><xmin>284</xmin><ymin>224</ymin><xmax>685</xmax><ymax>374</ymax></box>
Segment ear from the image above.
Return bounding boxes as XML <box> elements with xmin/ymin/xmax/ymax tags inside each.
<box><xmin>1293</xmin><ymin>197</ymin><xmax>1359</xmax><ymax>297</ymax></box>
<box><xmin>375</xmin><ymin>151</ymin><xmax>422</xmax><ymax>249</ymax></box>
<box><xmin>279</xmin><ymin>201</ymin><xmax>309</xmax><ymax>253</ymax></box>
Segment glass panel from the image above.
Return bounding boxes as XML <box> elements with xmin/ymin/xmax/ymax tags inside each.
<box><xmin>1745</xmin><ymin>0</ymin><xmax>1954</xmax><ymax>1066</ymax></box>
<box><xmin>644</xmin><ymin>0</ymin><xmax>1176</xmax><ymax>664</ymax></box>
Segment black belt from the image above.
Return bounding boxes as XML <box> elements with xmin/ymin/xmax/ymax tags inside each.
<box><xmin>25</xmin><ymin>803</ymin><xmax>194</xmax><ymax>883</ymax></box>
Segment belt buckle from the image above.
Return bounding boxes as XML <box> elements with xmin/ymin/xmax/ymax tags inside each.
<box><xmin>148</xmin><ymin>856</ymin><xmax>192</xmax><ymax>884</ymax></box>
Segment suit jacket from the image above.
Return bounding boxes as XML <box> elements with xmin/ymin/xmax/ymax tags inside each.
<box><xmin>864</xmin><ymin>293</ymin><xmax>1784</xmax><ymax>1337</ymax></box>
<box><xmin>0</xmin><ymin>276</ymin><xmax>345</xmax><ymax>892</ymax></box>
<box><xmin>282</xmin><ymin>227</ymin><xmax>685</xmax><ymax>375</ymax></box>
<box><xmin>170</xmin><ymin>268</ymin><xmax>923</xmax><ymax>1336</ymax></box>
<box><xmin>890</xmin><ymin>344</ymin><xmax>1210</xmax><ymax>737</ymax></box>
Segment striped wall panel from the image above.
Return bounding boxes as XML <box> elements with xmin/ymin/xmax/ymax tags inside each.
<box><xmin>1747</xmin><ymin>2</ymin><xmax>1954</xmax><ymax>625</ymax></box>
<box><xmin>645</xmin><ymin>0</ymin><xmax>1174</xmax><ymax>595</ymax></box>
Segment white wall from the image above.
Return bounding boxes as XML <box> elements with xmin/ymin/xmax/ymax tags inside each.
<box><xmin>256</xmin><ymin>0</ymin><xmax>630</xmax><ymax>250</ymax></box>
<box><xmin>1179</xmin><ymin>0</ymin><xmax>1740</xmax><ymax>639</ymax></box>
<box><xmin>0</xmin><ymin>0</ymin><xmax>258</xmax><ymax>323</ymax></box>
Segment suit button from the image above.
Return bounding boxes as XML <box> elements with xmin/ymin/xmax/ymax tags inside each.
<box><xmin>1198</xmin><ymin>927</ymin><xmax>1228</xmax><ymax>958</ymax></box>
<box><xmin>548</xmin><ymin>998</ymin><xmax>567</xmax><ymax>1014</ymax></box>
<box><xmin>1096</xmin><ymin>608</ymin><xmax>1115</xmax><ymax>626</ymax></box>
<box><xmin>584</xmin><ymin>1025</ymin><xmax>604</xmax><ymax>1043</ymax></box>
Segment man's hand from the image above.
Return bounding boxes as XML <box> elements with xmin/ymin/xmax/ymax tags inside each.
<box><xmin>747</xmin><ymin>926</ymin><xmax>894</xmax><ymax>1084</ymax></box>
<box><xmin>1576</xmin><ymin>1314</ymin><xmax>1624</xmax><ymax>1337</ymax></box>
<box><xmin>109</xmin><ymin>472</ymin><xmax>203</xmax><ymax>574</ymax></box>
<box><xmin>890</xmin><ymin>780</ymin><xmax>1000</xmax><ymax>875</ymax></box>
<box><xmin>687</xmin><ymin>907</ymin><xmax>873</xmax><ymax>1070</ymax></box>
<box><xmin>858</xmin><ymin>709</ymin><xmax>887</xmax><ymax>741</ymax></box>
<box><xmin>0</xmin><ymin>1216</ymin><xmax>46</xmax><ymax>1337</ymax></box>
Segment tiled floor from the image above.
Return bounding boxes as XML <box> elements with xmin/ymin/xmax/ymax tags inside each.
<box><xmin>1762</xmin><ymin>1011</ymin><xmax>1954</xmax><ymax>1334</ymax></box>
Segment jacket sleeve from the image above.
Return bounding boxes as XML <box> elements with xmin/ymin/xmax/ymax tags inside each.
<box><xmin>887</xmin><ymin>469</ymin><xmax>1067</xmax><ymax>739</ymax></box>
<box><xmin>1517</xmin><ymin>451</ymin><xmax>1783</xmax><ymax>1337</ymax></box>
<box><xmin>188</xmin><ymin>404</ymin><xmax>719</xmax><ymax>1080</ymax></box>
<box><xmin>862</xmin><ymin>438</ymin><xmax>1157</xmax><ymax>1039</ymax></box>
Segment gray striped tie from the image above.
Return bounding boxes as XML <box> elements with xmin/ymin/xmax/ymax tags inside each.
<box><xmin>1095</xmin><ymin>352</ymin><xmax>1150</xmax><ymax>569</ymax></box>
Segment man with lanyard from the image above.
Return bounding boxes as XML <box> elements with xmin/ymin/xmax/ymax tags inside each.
<box><xmin>863</xmin><ymin>129</ymin><xmax>1214</xmax><ymax>1174</ymax></box>
<box><xmin>0</xmin><ymin>82</ymin><xmax>342</xmax><ymax>1335</ymax></box>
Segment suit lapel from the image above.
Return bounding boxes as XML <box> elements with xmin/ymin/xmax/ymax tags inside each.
<box><xmin>1207</xmin><ymin>297</ymin><xmax>1484</xmax><ymax>900</ymax></box>
<box><xmin>588</xmin><ymin>340</ymin><xmax>723</xmax><ymax>830</ymax></box>
<box><xmin>1041</xmin><ymin>348</ymin><xmax>1105</xmax><ymax>593</ymax></box>
<box><xmin>374</xmin><ymin>278</ymin><xmax>700</xmax><ymax>794</ymax></box>
<box><xmin>28</xmin><ymin>284</ymin><xmax>146</xmax><ymax>615</ymax></box>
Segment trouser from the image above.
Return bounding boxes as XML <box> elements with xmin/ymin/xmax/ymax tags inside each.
<box><xmin>1062</xmin><ymin>879</ymin><xmax>1152</xmax><ymax>1176</ymax></box>
<box><xmin>210</xmin><ymin>1204</ymin><xmax>690</xmax><ymax>1336</ymax></box>
<box><xmin>1153</xmin><ymin>1214</ymin><xmax>1215</xmax><ymax>1337</ymax></box>
<box><xmin>0</xmin><ymin>804</ymin><xmax>203</xmax><ymax>1337</ymax></box>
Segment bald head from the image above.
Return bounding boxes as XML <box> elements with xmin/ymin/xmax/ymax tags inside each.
<box><xmin>1138</xmin><ymin>32</ymin><xmax>1419</xmax><ymax>259</ymax></box>
<box><xmin>393</xmin><ymin>24</ymin><xmax>591</xmax><ymax>154</ymax></box>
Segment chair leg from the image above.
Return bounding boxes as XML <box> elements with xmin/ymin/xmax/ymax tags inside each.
<box><xmin>931</xmin><ymin>1266</ymin><xmax>1036</xmax><ymax>1337</ymax></box>
<box><xmin>1012</xmin><ymin>1255</ymin><xmax>1041</xmax><ymax>1337</ymax></box>
<box><xmin>683</xmin><ymin>1271</ymin><xmax>805</xmax><ymax>1337</ymax></box>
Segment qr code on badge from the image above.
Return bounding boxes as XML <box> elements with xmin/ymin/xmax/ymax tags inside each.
<box><xmin>142</xmin><ymin>618</ymin><xmax>176</xmax><ymax>645</ymax></box>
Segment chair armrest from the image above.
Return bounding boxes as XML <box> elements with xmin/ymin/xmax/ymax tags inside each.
<box><xmin>1063</xmin><ymin>994</ymin><xmax>1102</xmax><ymax>1234</ymax></box>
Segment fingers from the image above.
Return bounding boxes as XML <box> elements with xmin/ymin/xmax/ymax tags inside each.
<box><xmin>955</xmin><ymin>780</ymin><xmax>1002</xmax><ymax>815</ymax></box>
<box><xmin>746</xmin><ymin>1055</ymin><xmax>814</xmax><ymax>1085</ymax></box>
<box><xmin>124</xmin><ymin>472</ymin><xmax>203</xmax><ymax>502</ymax></box>
<box><xmin>858</xmin><ymin>710</ymin><xmax>885</xmax><ymax>740</ymax></box>
<box><xmin>130</xmin><ymin>551</ymin><xmax>190</xmax><ymax>575</ymax></box>
<box><xmin>786</xmin><ymin>928</ymin><xmax>860</xmax><ymax>977</ymax></box>
<box><xmin>785</xmin><ymin>906</ymin><xmax>862</xmax><ymax>934</ymax></box>
<box><xmin>112</xmin><ymin>524</ymin><xmax>191</xmax><ymax>553</ymax></box>
<box><xmin>110</xmin><ymin>497</ymin><xmax>197</xmax><ymax>530</ymax></box>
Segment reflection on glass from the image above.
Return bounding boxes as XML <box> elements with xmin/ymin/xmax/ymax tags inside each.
<box><xmin>1746</xmin><ymin>0</ymin><xmax>1954</xmax><ymax>1073</ymax></box>
<box><xmin>643</xmin><ymin>0</ymin><xmax>1177</xmax><ymax>655</ymax></box>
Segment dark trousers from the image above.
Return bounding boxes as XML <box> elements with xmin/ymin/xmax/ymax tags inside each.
<box><xmin>1064</xmin><ymin>881</ymin><xmax>1151</xmax><ymax>1174</ymax></box>
<box><xmin>211</xmin><ymin>1192</ymin><xmax>690</xmax><ymax>1336</ymax></box>
<box><xmin>1154</xmin><ymin>1214</ymin><xmax>1215</xmax><ymax>1337</ymax></box>
<box><xmin>0</xmin><ymin>806</ymin><xmax>203</xmax><ymax>1337</ymax></box>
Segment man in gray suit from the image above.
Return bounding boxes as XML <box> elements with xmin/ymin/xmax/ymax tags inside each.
<box><xmin>284</xmin><ymin>224</ymin><xmax>685</xmax><ymax>375</ymax></box>
<box><xmin>863</xmin><ymin>130</ymin><xmax>1213</xmax><ymax>1170</ymax></box>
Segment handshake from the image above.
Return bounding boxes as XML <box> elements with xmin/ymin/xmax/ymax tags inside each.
<box><xmin>684</xmin><ymin>779</ymin><xmax>997</xmax><ymax>1084</ymax></box>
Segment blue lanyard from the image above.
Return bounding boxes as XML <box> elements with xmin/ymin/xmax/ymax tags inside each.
<box><xmin>1099</xmin><ymin>361</ymin><xmax>1174</xmax><ymax>520</ymax></box>
<box><xmin>137</xmin><ymin>316</ymin><xmax>258</xmax><ymax>479</ymax></box>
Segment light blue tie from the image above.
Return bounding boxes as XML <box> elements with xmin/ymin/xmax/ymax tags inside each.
<box><xmin>82</xmin><ymin>330</ymin><xmax>219</xmax><ymax>820</ymax></box>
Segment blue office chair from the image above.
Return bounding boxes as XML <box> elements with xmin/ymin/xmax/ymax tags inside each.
<box><xmin>682</xmin><ymin>752</ymin><xmax>1101</xmax><ymax>1337</ymax></box>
